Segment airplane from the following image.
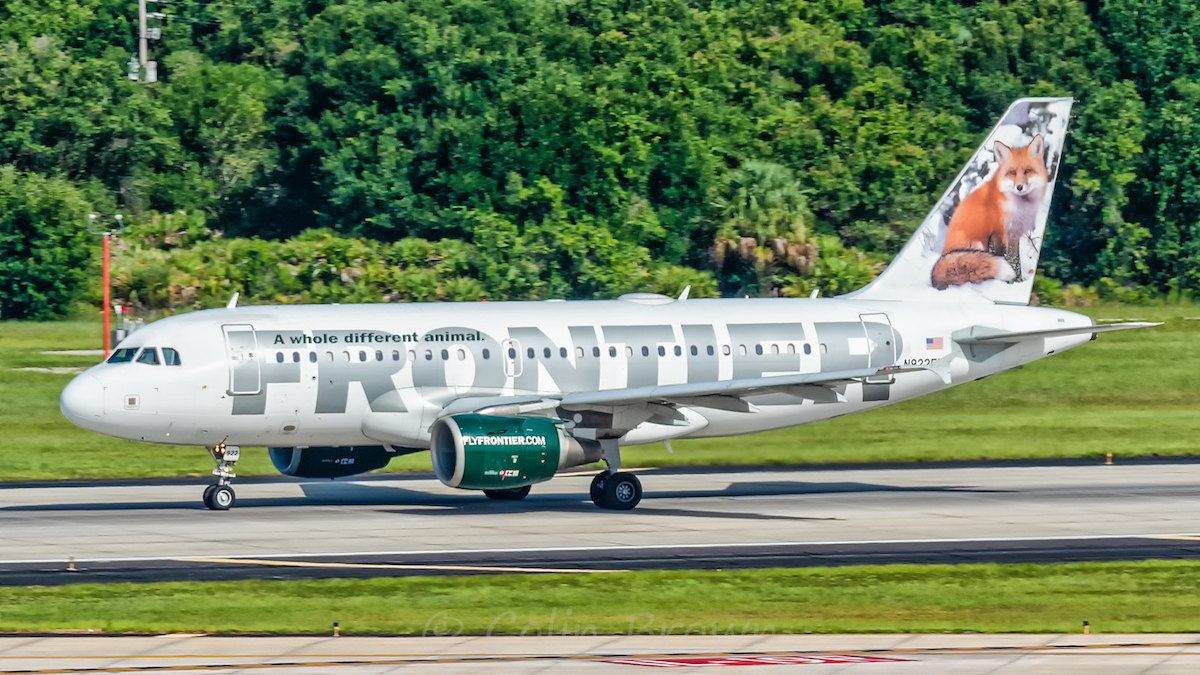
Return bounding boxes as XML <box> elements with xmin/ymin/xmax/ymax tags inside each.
<box><xmin>60</xmin><ymin>97</ymin><xmax>1157</xmax><ymax>511</ymax></box>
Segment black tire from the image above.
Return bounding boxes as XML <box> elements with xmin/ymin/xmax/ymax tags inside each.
<box><xmin>208</xmin><ymin>485</ymin><xmax>236</xmax><ymax>511</ymax></box>
<box><xmin>202</xmin><ymin>484</ymin><xmax>217</xmax><ymax>508</ymax></box>
<box><xmin>589</xmin><ymin>473</ymin><xmax>606</xmax><ymax>504</ymax></box>
<box><xmin>483</xmin><ymin>485</ymin><xmax>532</xmax><ymax>501</ymax></box>
<box><xmin>599</xmin><ymin>472</ymin><xmax>642</xmax><ymax>510</ymax></box>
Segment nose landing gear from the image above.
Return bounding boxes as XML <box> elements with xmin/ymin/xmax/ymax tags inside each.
<box><xmin>203</xmin><ymin>444</ymin><xmax>240</xmax><ymax>510</ymax></box>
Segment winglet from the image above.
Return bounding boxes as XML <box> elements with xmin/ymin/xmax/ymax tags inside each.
<box><xmin>678</xmin><ymin>285</ymin><xmax>691</xmax><ymax>301</ymax></box>
<box><xmin>226</xmin><ymin>292</ymin><xmax>239</xmax><ymax>309</ymax></box>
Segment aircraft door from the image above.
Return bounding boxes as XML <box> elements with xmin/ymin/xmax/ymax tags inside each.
<box><xmin>859</xmin><ymin>313</ymin><xmax>897</xmax><ymax>370</ymax></box>
<box><xmin>222</xmin><ymin>324</ymin><xmax>261</xmax><ymax>395</ymax></box>
<box><xmin>502</xmin><ymin>338</ymin><xmax>522</xmax><ymax>378</ymax></box>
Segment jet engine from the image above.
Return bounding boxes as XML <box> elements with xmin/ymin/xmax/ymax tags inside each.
<box><xmin>268</xmin><ymin>445</ymin><xmax>400</xmax><ymax>479</ymax></box>
<box><xmin>431</xmin><ymin>414</ymin><xmax>600</xmax><ymax>490</ymax></box>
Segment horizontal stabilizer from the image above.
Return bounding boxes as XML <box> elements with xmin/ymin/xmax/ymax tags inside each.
<box><xmin>956</xmin><ymin>321</ymin><xmax>1160</xmax><ymax>344</ymax></box>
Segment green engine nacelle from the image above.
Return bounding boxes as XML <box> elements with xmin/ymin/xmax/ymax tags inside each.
<box><xmin>431</xmin><ymin>415</ymin><xmax>596</xmax><ymax>490</ymax></box>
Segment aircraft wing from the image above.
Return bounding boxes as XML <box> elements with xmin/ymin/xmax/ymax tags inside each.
<box><xmin>955</xmin><ymin>321</ymin><xmax>1159</xmax><ymax>344</ymax></box>
<box><xmin>444</xmin><ymin>365</ymin><xmax>932</xmax><ymax>416</ymax></box>
<box><xmin>557</xmin><ymin>366</ymin><xmax>909</xmax><ymax>407</ymax></box>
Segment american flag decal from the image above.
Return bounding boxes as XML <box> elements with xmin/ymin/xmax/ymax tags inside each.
<box><xmin>926</xmin><ymin>337</ymin><xmax>944</xmax><ymax>350</ymax></box>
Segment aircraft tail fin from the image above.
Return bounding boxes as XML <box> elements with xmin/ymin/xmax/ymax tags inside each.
<box><xmin>846</xmin><ymin>97</ymin><xmax>1073</xmax><ymax>305</ymax></box>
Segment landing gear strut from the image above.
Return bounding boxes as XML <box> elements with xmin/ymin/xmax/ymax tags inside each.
<box><xmin>590</xmin><ymin>439</ymin><xmax>642</xmax><ymax>510</ymax></box>
<box><xmin>203</xmin><ymin>444</ymin><xmax>240</xmax><ymax>510</ymax></box>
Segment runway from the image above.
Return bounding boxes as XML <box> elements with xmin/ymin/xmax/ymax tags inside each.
<box><xmin>3</xmin><ymin>460</ymin><xmax>1200</xmax><ymax>585</ymax></box>
<box><xmin>4</xmin><ymin>634</ymin><xmax>1200</xmax><ymax>674</ymax></box>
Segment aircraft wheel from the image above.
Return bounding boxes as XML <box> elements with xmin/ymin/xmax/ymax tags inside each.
<box><xmin>483</xmin><ymin>485</ymin><xmax>532</xmax><ymax>501</ymax></box>
<box><xmin>589</xmin><ymin>472</ymin><xmax>606</xmax><ymax>504</ymax></box>
<box><xmin>595</xmin><ymin>472</ymin><xmax>641</xmax><ymax>510</ymax></box>
<box><xmin>206</xmin><ymin>485</ymin><xmax>236</xmax><ymax>511</ymax></box>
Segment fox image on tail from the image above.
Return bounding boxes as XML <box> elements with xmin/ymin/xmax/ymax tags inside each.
<box><xmin>931</xmin><ymin>135</ymin><xmax>1048</xmax><ymax>290</ymax></box>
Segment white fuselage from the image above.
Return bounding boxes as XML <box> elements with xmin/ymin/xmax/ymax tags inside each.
<box><xmin>60</xmin><ymin>295</ymin><xmax>1093</xmax><ymax>450</ymax></box>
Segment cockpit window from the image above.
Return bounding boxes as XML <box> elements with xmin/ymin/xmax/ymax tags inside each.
<box><xmin>135</xmin><ymin>347</ymin><xmax>161</xmax><ymax>365</ymax></box>
<box><xmin>106</xmin><ymin>348</ymin><xmax>138</xmax><ymax>363</ymax></box>
<box><xmin>162</xmin><ymin>348</ymin><xmax>182</xmax><ymax>366</ymax></box>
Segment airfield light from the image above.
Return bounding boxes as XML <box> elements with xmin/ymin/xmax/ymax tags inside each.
<box><xmin>88</xmin><ymin>214</ymin><xmax>124</xmax><ymax>356</ymax></box>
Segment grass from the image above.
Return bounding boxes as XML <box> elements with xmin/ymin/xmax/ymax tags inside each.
<box><xmin>1</xmin><ymin>304</ymin><xmax>1198</xmax><ymax>480</ymax></box>
<box><xmin>2</xmin><ymin>560</ymin><xmax>1200</xmax><ymax>634</ymax></box>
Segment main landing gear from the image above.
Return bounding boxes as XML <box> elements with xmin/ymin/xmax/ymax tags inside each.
<box><xmin>589</xmin><ymin>439</ymin><xmax>642</xmax><ymax>510</ymax></box>
<box><xmin>203</xmin><ymin>444</ymin><xmax>240</xmax><ymax>510</ymax></box>
<box><xmin>590</xmin><ymin>471</ymin><xmax>642</xmax><ymax>510</ymax></box>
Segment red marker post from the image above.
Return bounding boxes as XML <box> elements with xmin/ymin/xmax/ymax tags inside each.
<box><xmin>88</xmin><ymin>214</ymin><xmax>124</xmax><ymax>357</ymax></box>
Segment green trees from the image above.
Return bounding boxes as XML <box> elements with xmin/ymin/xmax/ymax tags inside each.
<box><xmin>1</xmin><ymin>0</ymin><xmax>1199</xmax><ymax>316</ymax></box>
<box><xmin>0</xmin><ymin>168</ymin><xmax>102</xmax><ymax>319</ymax></box>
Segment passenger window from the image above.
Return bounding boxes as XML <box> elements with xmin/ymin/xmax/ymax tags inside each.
<box><xmin>441</xmin><ymin>349</ymin><xmax>449</xmax><ymax>360</ymax></box>
<box><xmin>342</xmin><ymin>351</ymin><xmax>351</xmax><ymax>362</ymax></box>
<box><xmin>771</xmin><ymin>344</ymin><xmax>780</xmax><ymax>355</ymax></box>
<box><xmin>424</xmin><ymin>350</ymin><xmax>433</xmax><ymax>361</ymax></box>
<box><xmin>162</xmin><ymin>348</ymin><xmax>182</xmax><ymax>366</ymax></box>
<box><xmin>375</xmin><ymin>350</ymin><xmax>384</xmax><ymax>361</ymax></box>
<box><xmin>804</xmin><ymin>343</ymin><xmax>812</xmax><ymax>355</ymax></box>
<box><xmin>609</xmin><ymin>346</ymin><xmax>617</xmax><ymax>358</ymax></box>
<box><xmin>593</xmin><ymin>347</ymin><xmax>600</xmax><ymax>357</ymax></box>
<box><xmin>576</xmin><ymin>347</ymin><xmax>585</xmax><ymax>358</ymax></box>
<box><xmin>292</xmin><ymin>351</ymin><xmax>301</xmax><ymax>362</ymax></box>
<box><xmin>641</xmin><ymin>346</ymin><xmax>650</xmax><ymax>357</ymax></box>
<box><xmin>392</xmin><ymin>350</ymin><xmax>400</xmax><ymax>361</ymax></box>
<box><xmin>325</xmin><ymin>351</ymin><xmax>334</xmax><ymax>362</ymax></box>
<box><xmin>722</xmin><ymin>345</ymin><xmax>731</xmax><ymax>356</ymax></box>
<box><xmin>707</xmin><ymin>345</ymin><xmax>714</xmax><ymax>356</ymax></box>
<box><xmin>508</xmin><ymin>347</ymin><xmax>516</xmax><ymax>359</ymax></box>
<box><xmin>543</xmin><ymin>347</ymin><xmax>552</xmax><ymax>358</ymax></box>
<box><xmin>657</xmin><ymin>346</ymin><xmax>665</xmax><ymax>357</ymax></box>
<box><xmin>309</xmin><ymin>352</ymin><xmax>318</xmax><ymax>363</ymax></box>
<box><xmin>275</xmin><ymin>352</ymin><xmax>284</xmax><ymax>363</ymax></box>
<box><xmin>820</xmin><ymin>343</ymin><xmax>828</xmax><ymax>355</ymax></box>
<box><xmin>738</xmin><ymin>345</ymin><xmax>747</xmax><ymax>356</ymax></box>
<box><xmin>106</xmin><ymin>348</ymin><xmax>138</xmax><ymax>363</ymax></box>
<box><xmin>358</xmin><ymin>350</ymin><xmax>366</xmax><ymax>362</ymax></box>
<box><xmin>407</xmin><ymin>350</ymin><xmax>415</xmax><ymax>361</ymax></box>
<box><xmin>527</xmin><ymin>347</ymin><xmax>535</xmax><ymax>359</ymax></box>
<box><xmin>626</xmin><ymin>346</ymin><xmax>634</xmax><ymax>357</ymax></box>
<box><xmin>457</xmin><ymin>349</ymin><xmax>466</xmax><ymax>360</ymax></box>
<box><xmin>674</xmin><ymin>345</ymin><xmax>682</xmax><ymax>356</ymax></box>
<box><xmin>482</xmin><ymin>348</ymin><xmax>491</xmax><ymax>360</ymax></box>
<box><xmin>136</xmin><ymin>348</ymin><xmax>160</xmax><ymax>365</ymax></box>
<box><xmin>556</xmin><ymin>347</ymin><xmax>565</xmax><ymax>358</ymax></box>
<box><xmin>690</xmin><ymin>345</ymin><xmax>698</xmax><ymax>356</ymax></box>
<box><xmin>787</xmin><ymin>344</ymin><xmax>795</xmax><ymax>355</ymax></box>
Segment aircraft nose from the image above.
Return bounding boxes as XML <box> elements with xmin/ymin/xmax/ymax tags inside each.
<box><xmin>61</xmin><ymin>374</ymin><xmax>104</xmax><ymax>424</ymax></box>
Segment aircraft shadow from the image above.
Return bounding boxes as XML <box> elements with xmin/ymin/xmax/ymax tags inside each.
<box><xmin>0</xmin><ymin>479</ymin><xmax>994</xmax><ymax>515</ymax></box>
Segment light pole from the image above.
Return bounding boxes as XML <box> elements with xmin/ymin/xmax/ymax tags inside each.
<box><xmin>88</xmin><ymin>214</ymin><xmax>124</xmax><ymax>356</ymax></box>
